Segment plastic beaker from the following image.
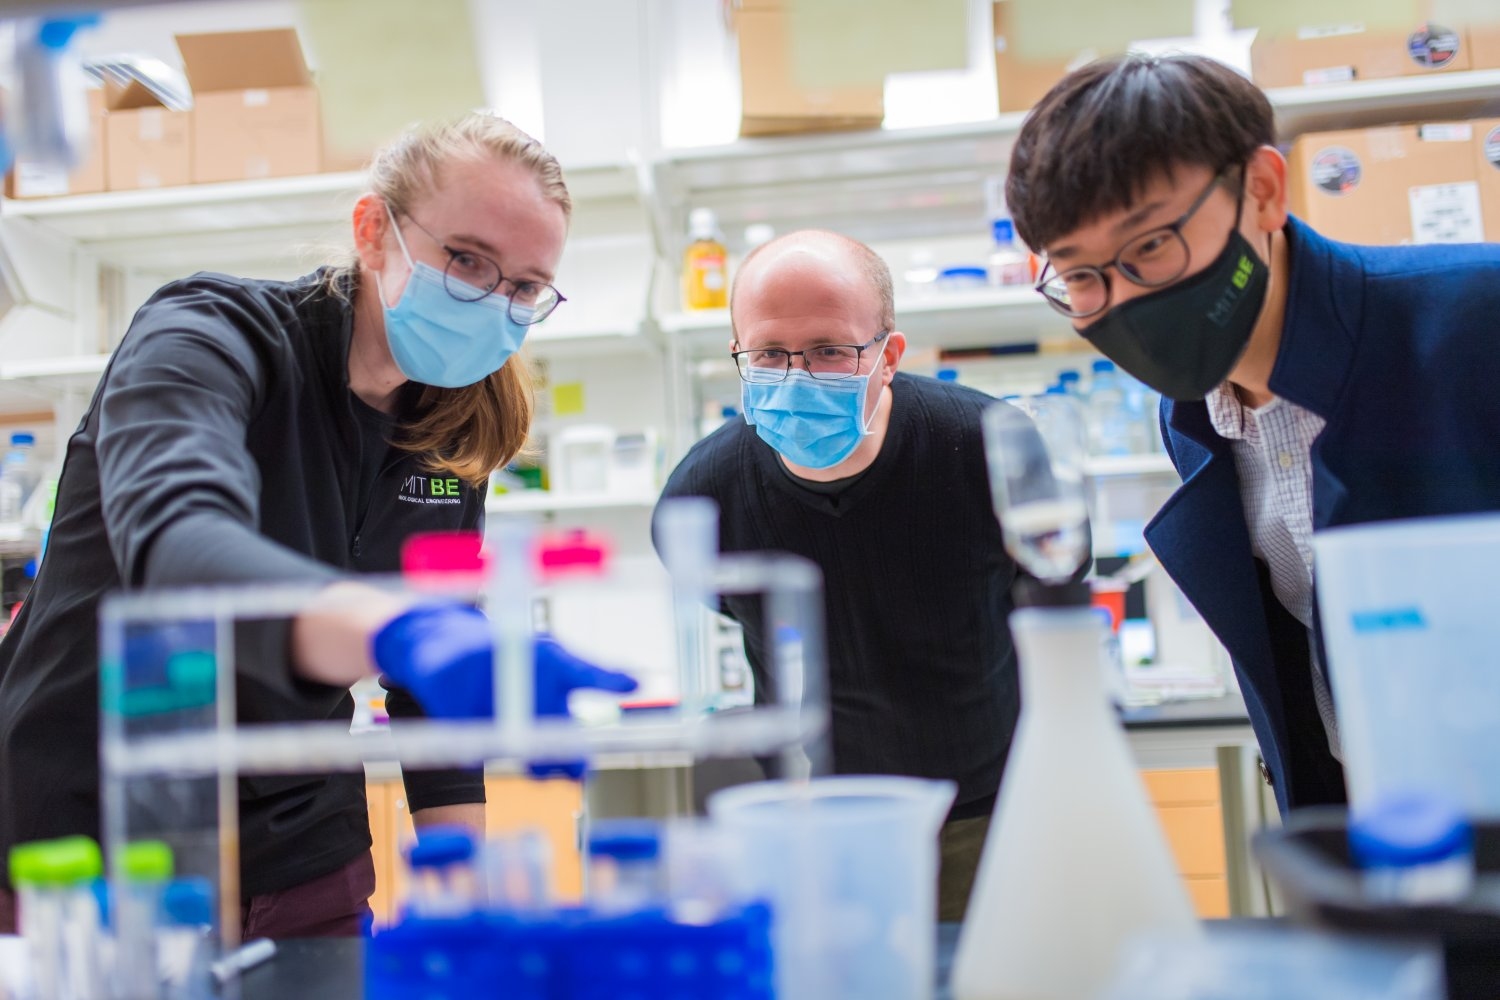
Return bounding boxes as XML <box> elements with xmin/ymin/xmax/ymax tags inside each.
<box><xmin>707</xmin><ymin>775</ymin><xmax>955</xmax><ymax>1000</ymax></box>
<box><xmin>1315</xmin><ymin>513</ymin><xmax>1500</xmax><ymax>816</ymax></box>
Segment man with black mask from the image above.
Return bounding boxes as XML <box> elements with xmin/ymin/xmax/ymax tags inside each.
<box><xmin>1005</xmin><ymin>54</ymin><xmax>1500</xmax><ymax>816</ymax></box>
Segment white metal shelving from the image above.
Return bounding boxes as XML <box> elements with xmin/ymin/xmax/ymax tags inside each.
<box><xmin>652</xmin><ymin>68</ymin><xmax>1500</xmax><ymax>243</ymax></box>
<box><xmin>0</xmin><ymin>66</ymin><xmax>1491</xmax><ymax>466</ymax></box>
<box><xmin>1266</xmin><ymin>68</ymin><xmax>1500</xmax><ymax>138</ymax></box>
<box><xmin>662</xmin><ymin>285</ymin><xmax>1069</xmax><ymax>356</ymax></box>
<box><xmin>0</xmin><ymin>353</ymin><xmax>110</xmax><ymax>387</ymax></box>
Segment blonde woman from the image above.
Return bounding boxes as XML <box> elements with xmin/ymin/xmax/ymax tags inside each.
<box><xmin>0</xmin><ymin>113</ymin><xmax>633</xmax><ymax>937</ymax></box>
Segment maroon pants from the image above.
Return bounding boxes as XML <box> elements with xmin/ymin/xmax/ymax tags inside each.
<box><xmin>241</xmin><ymin>852</ymin><xmax>375</xmax><ymax>939</ymax></box>
<box><xmin>0</xmin><ymin>851</ymin><xmax>374</xmax><ymax>939</ymax></box>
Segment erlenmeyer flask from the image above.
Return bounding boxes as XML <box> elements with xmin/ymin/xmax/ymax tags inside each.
<box><xmin>952</xmin><ymin>397</ymin><xmax>1199</xmax><ymax>1000</ymax></box>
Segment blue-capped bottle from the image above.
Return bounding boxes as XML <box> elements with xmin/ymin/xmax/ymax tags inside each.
<box><xmin>1350</xmin><ymin>793</ymin><xmax>1474</xmax><ymax>904</ymax></box>
<box><xmin>1086</xmin><ymin>360</ymin><xmax>1134</xmax><ymax>457</ymax></box>
<box><xmin>589</xmin><ymin>819</ymin><xmax>663</xmax><ymax>915</ymax></box>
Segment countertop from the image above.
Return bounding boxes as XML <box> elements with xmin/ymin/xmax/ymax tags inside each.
<box><xmin>1120</xmin><ymin>691</ymin><xmax>1250</xmax><ymax>729</ymax></box>
<box><xmin>359</xmin><ymin>695</ymin><xmax>1253</xmax><ymax>781</ymax></box>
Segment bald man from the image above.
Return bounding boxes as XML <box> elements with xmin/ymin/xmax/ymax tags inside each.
<box><xmin>654</xmin><ymin>230</ymin><xmax>1028</xmax><ymax>920</ymax></box>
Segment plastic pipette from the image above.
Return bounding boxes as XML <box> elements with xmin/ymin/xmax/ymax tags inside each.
<box><xmin>656</xmin><ymin>498</ymin><xmax>719</xmax><ymax>717</ymax></box>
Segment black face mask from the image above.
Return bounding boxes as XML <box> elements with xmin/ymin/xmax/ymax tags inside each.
<box><xmin>1077</xmin><ymin>228</ymin><xmax>1270</xmax><ymax>402</ymax></box>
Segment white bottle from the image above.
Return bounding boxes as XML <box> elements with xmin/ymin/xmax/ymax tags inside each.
<box><xmin>903</xmin><ymin>249</ymin><xmax>939</xmax><ymax>300</ymax></box>
<box><xmin>987</xmin><ymin>217</ymin><xmax>1032</xmax><ymax>288</ymax></box>
<box><xmin>951</xmin><ymin>605</ymin><xmax>1199</xmax><ymax>1000</ymax></box>
<box><xmin>1086</xmin><ymin>361</ymin><xmax>1134</xmax><ymax>457</ymax></box>
<box><xmin>0</xmin><ymin>432</ymin><xmax>36</xmax><ymax>524</ymax></box>
<box><xmin>1120</xmin><ymin>374</ymin><xmax>1155</xmax><ymax>454</ymax></box>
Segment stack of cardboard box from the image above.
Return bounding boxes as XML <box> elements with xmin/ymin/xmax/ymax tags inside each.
<box><xmin>5</xmin><ymin>88</ymin><xmax>107</xmax><ymax>199</ymax></box>
<box><xmin>8</xmin><ymin>27</ymin><xmax>365</xmax><ymax>200</ymax></box>
<box><xmin>1289</xmin><ymin>119</ymin><xmax>1500</xmax><ymax>245</ymax></box>
<box><xmin>991</xmin><ymin>1</ymin><xmax>1120</xmax><ymax>114</ymax></box>
<box><xmin>104</xmin><ymin>74</ymin><xmax>191</xmax><ymax>192</ymax></box>
<box><xmin>1251</xmin><ymin>21</ymin><xmax>1500</xmax><ymax>88</ymax></box>
<box><xmin>734</xmin><ymin>0</ymin><xmax>885</xmax><ymax>137</ymax></box>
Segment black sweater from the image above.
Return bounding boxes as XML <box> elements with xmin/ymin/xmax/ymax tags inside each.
<box><xmin>0</xmin><ymin>270</ymin><xmax>485</xmax><ymax>896</ymax></box>
<box><xmin>658</xmin><ymin>373</ymin><xmax>1024</xmax><ymax>815</ymax></box>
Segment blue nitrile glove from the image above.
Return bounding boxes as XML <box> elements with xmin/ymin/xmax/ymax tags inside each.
<box><xmin>372</xmin><ymin>604</ymin><xmax>637</xmax><ymax>776</ymax></box>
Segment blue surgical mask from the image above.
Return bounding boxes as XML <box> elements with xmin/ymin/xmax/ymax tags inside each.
<box><xmin>375</xmin><ymin>213</ymin><xmax>531</xmax><ymax>388</ymax></box>
<box><xmin>741</xmin><ymin>360</ymin><xmax>887</xmax><ymax>470</ymax></box>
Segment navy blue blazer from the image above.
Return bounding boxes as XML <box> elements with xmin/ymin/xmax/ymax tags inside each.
<box><xmin>1145</xmin><ymin>216</ymin><xmax>1500</xmax><ymax>815</ymax></box>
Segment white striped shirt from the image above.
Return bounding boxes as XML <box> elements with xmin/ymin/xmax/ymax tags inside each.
<box><xmin>1206</xmin><ymin>382</ymin><xmax>1341</xmax><ymax>758</ymax></box>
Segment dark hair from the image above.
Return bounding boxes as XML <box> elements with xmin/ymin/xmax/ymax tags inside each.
<box><xmin>1006</xmin><ymin>54</ymin><xmax>1274</xmax><ymax>252</ymax></box>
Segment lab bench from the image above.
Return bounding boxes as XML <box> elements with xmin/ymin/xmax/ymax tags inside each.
<box><xmin>361</xmin><ymin>695</ymin><xmax>1267</xmax><ymax>925</ymax></box>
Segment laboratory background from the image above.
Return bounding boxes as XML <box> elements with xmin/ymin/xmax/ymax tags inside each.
<box><xmin>0</xmin><ymin>0</ymin><xmax>1496</xmax><ymax>998</ymax></box>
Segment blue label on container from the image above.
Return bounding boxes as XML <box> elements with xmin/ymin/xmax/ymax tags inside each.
<box><xmin>1351</xmin><ymin>608</ymin><xmax>1428</xmax><ymax>633</ymax></box>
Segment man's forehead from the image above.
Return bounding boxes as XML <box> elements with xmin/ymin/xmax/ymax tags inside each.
<box><xmin>746</xmin><ymin>240</ymin><xmax>848</xmax><ymax>278</ymax></box>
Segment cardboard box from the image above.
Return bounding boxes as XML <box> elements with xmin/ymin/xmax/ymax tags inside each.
<box><xmin>6</xmin><ymin>88</ymin><xmax>106</xmax><ymax>199</ymax></box>
<box><xmin>103</xmin><ymin>77</ymin><xmax>191</xmax><ymax>191</ymax></box>
<box><xmin>1288</xmin><ymin>122</ymin><xmax>1487</xmax><ymax>245</ymax></box>
<box><xmin>177</xmin><ymin>28</ymin><xmax>321</xmax><ymax>183</ymax></box>
<box><xmin>992</xmin><ymin>1</ymin><xmax>1104</xmax><ymax>113</ymax></box>
<box><xmin>1474</xmin><ymin>119</ymin><xmax>1500</xmax><ymax>245</ymax></box>
<box><xmin>734</xmin><ymin>1</ymin><xmax>884</xmax><ymax>137</ymax></box>
<box><xmin>1469</xmin><ymin>22</ymin><xmax>1500</xmax><ymax>70</ymax></box>
<box><xmin>1251</xmin><ymin>23</ymin><xmax>1470</xmax><ymax>88</ymax></box>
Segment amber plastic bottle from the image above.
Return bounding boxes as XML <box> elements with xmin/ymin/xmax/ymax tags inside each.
<box><xmin>682</xmin><ymin>207</ymin><xmax>728</xmax><ymax>311</ymax></box>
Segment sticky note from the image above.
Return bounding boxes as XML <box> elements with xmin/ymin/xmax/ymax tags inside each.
<box><xmin>552</xmin><ymin>382</ymin><xmax>586</xmax><ymax>416</ymax></box>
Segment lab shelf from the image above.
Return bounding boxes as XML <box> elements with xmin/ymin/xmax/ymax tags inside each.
<box><xmin>485</xmin><ymin>491</ymin><xmax>659</xmax><ymax>515</ymax></box>
<box><xmin>662</xmin><ymin>285</ymin><xmax>1068</xmax><ymax>356</ymax></box>
<box><xmin>0</xmin><ymin>522</ymin><xmax>41</xmax><ymax>559</ymax></box>
<box><xmin>526</xmin><ymin>322</ymin><xmax>660</xmax><ymax>359</ymax></box>
<box><xmin>2</xmin><ymin>69</ymin><xmax>1492</xmax><ymax>264</ymax></box>
<box><xmin>0</xmin><ymin>354</ymin><xmax>111</xmax><ymax>403</ymax></box>
<box><xmin>1266</xmin><ymin>68</ymin><xmax>1500</xmax><ymax>139</ymax></box>
<box><xmin>0</xmin><ymin>163</ymin><xmax>639</xmax><ymax>273</ymax></box>
<box><xmin>652</xmin><ymin>68</ymin><xmax>1500</xmax><ymax>242</ymax></box>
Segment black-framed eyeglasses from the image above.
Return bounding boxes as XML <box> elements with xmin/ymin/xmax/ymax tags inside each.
<box><xmin>731</xmin><ymin>330</ymin><xmax>889</xmax><ymax>383</ymax></box>
<box><xmin>1035</xmin><ymin>166</ymin><xmax>1236</xmax><ymax>320</ymax></box>
<box><xmin>402</xmin><ymin>215</ymin><xmax>566</xmax><ymax>325</ymax></box>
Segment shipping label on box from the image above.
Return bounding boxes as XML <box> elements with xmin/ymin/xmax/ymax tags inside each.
<box><xmin>1408</xmin><ymin>182</ymin><xmax>1484</xmax><ymax>244</ymax></box>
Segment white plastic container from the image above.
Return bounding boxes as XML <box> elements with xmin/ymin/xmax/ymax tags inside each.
<box><xmin>0</xmin><ymin>431</ymin><xmax>37</xmax><ymax>524</ymax></box>
<box><xmin>952</xmin><ymin>606</ymin><xmax>1199</xmax><ymax>1000</ymax></box>
<box><xmin>550</xmin><ymin>425</ymin><xmax>615</xmax><ymax>495</ymax></box>
<box><xmin>708</xmin><ymin>775</ymin><xmax>955</xmax><ymax>1000</ymax></box>
<box><xmin>1086</xmin><ymin>361</ymin><xmax>1134</xmax><ymax>457</ymax></box>
<box><xmin>1314</xmin><ymin>513</ymin><xmax>1500</xmax><ymax>816</ymax></box>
